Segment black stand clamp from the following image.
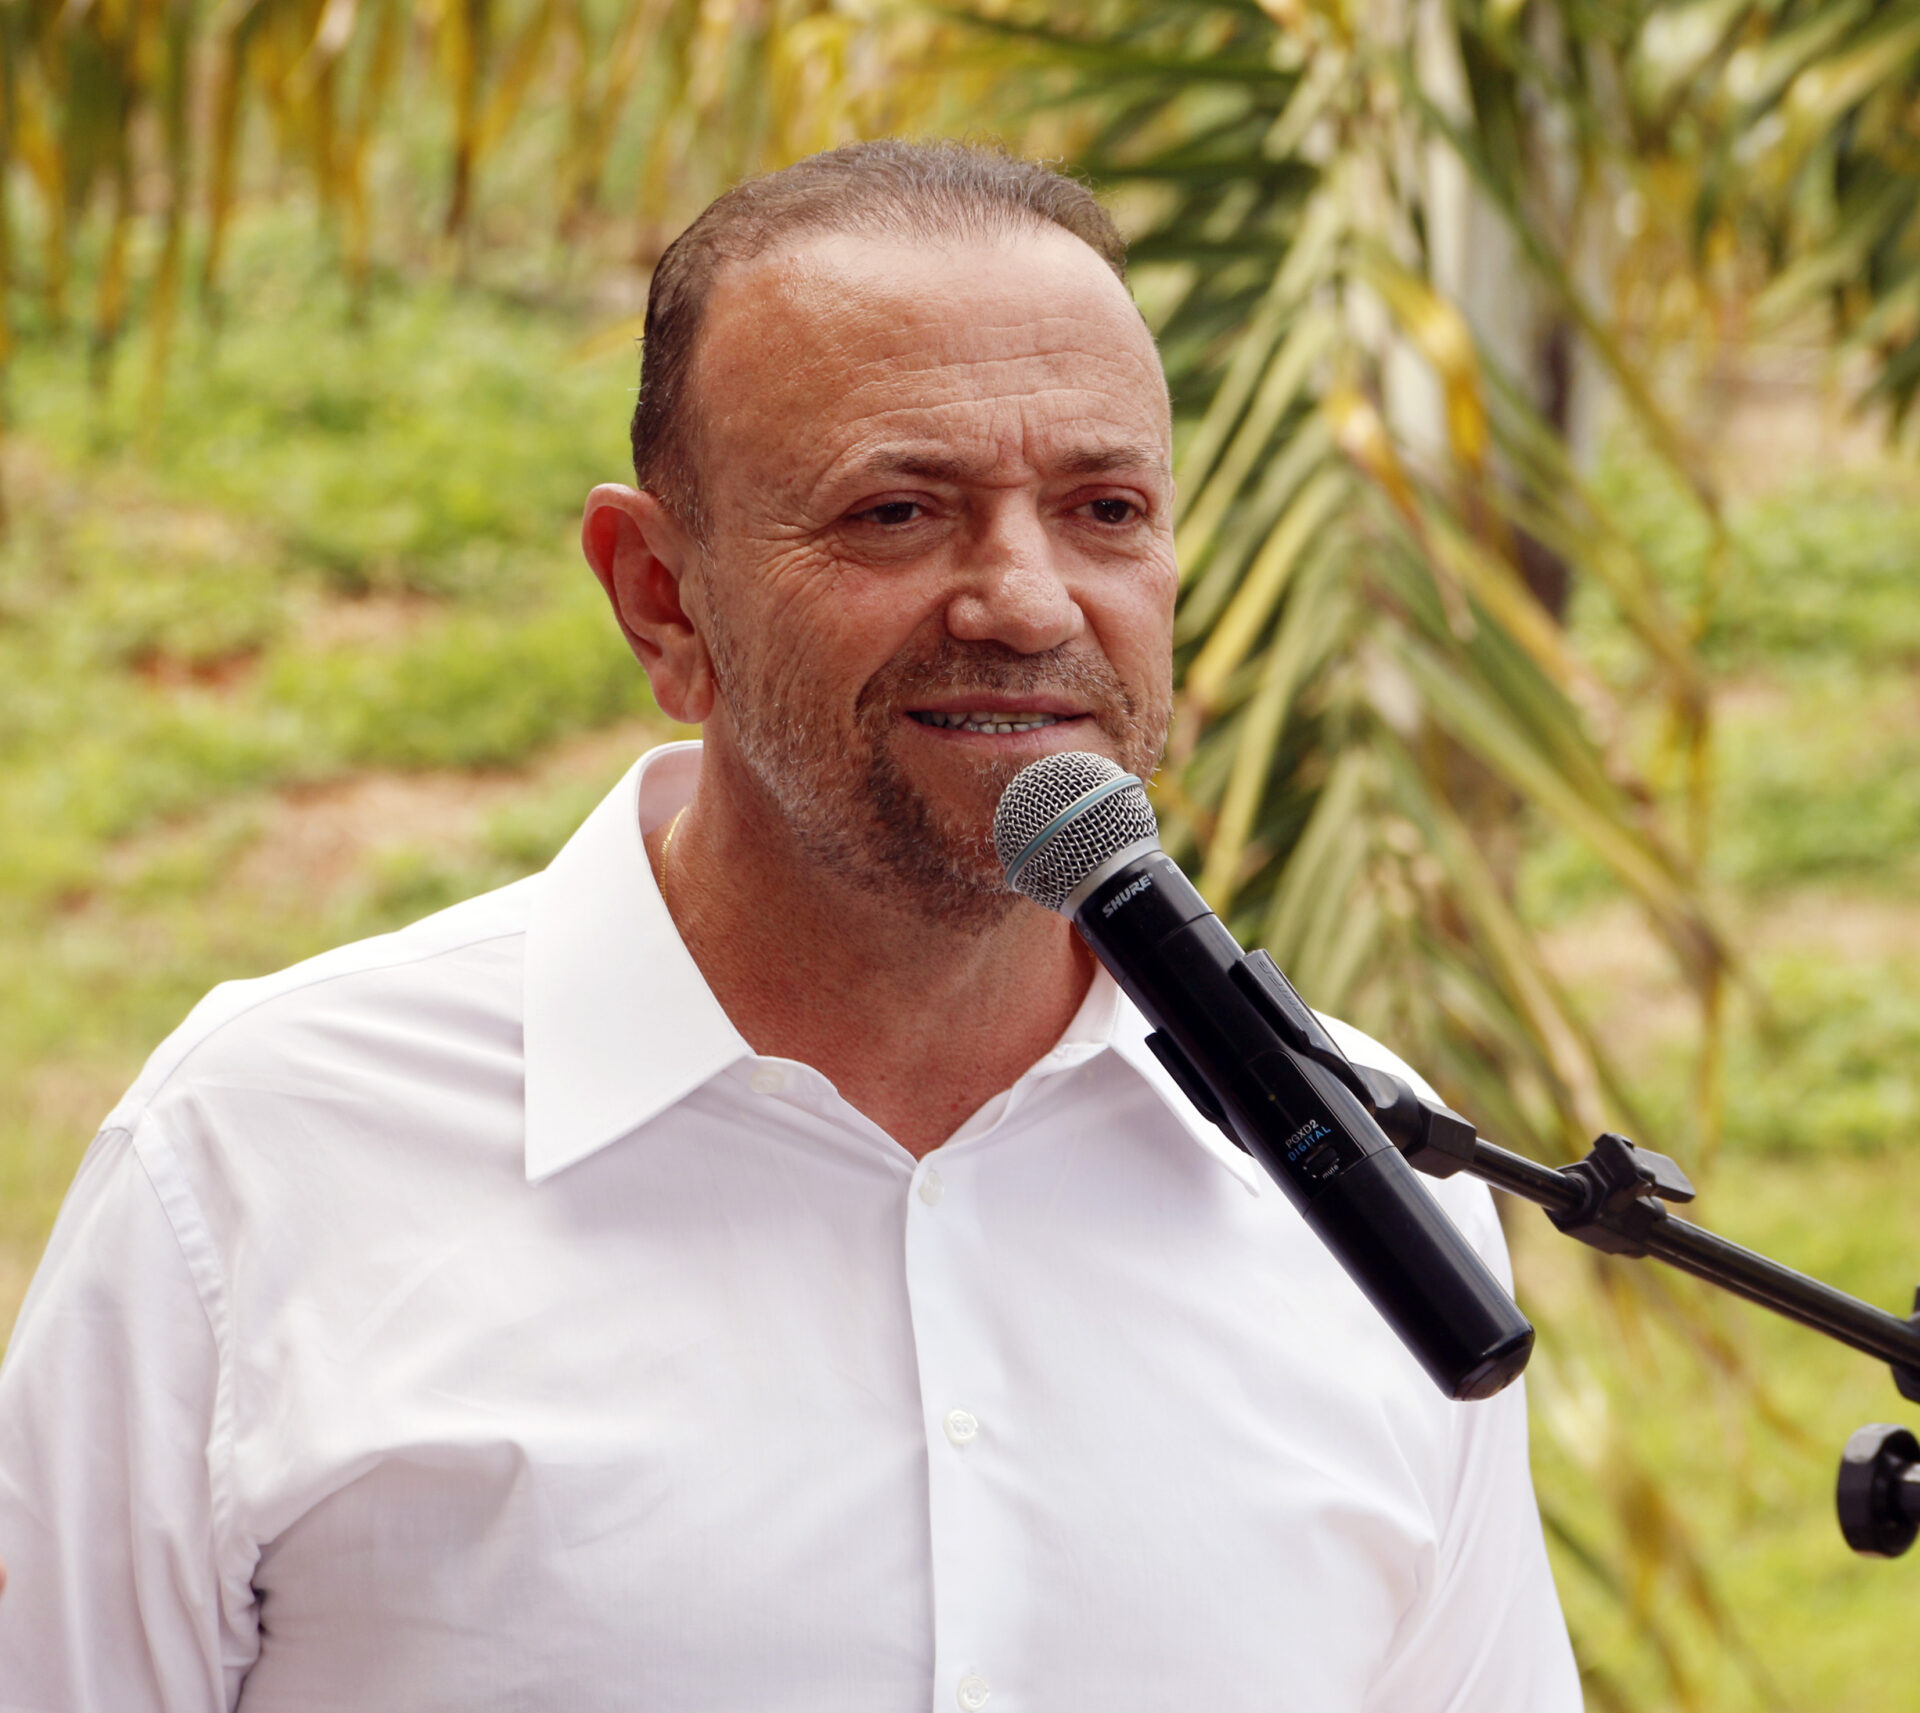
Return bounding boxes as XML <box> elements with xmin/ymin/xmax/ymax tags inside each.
<box><xmin>1544</xmin><ymin>1131</ymin><xmax>1698</xmax><ymax>1257</ymax></box>
<box><xmin>1837</xmin><ymin>1423</ymin><xmax>1920</xmax><ymax>1558</ymax></box>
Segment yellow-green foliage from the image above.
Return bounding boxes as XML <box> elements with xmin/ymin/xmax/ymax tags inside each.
<box><xmin>0</xmin><ymin>0</ymin><xmax>983</xmax><ymax>403</ymax></box>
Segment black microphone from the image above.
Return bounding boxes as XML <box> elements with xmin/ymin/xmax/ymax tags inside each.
<box><xmin>994</xmin><ymin>752</ymin><xmax>1534</xmax><ymax>1402</ymax></box>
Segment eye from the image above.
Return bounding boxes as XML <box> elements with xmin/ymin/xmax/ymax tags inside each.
<box><xmin>852</xmin><ymin>500</ymin><xmax>925</xmax><ymax>527</ymax></box>
<box><xmin>1084</xmin><ymin>497</ymin><xmax>1140</xmax><ymax>525</ymax></box>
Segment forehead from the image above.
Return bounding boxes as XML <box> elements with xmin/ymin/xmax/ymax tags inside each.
<box><xmin>688</xmin><ymin>228</ymin><xmax>1170</xmax><ymax>493</ymax></box>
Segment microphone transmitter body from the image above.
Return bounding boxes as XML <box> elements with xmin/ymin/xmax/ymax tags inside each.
<box><xmin>1072</xmin><ymin>846</ymin><xmax>1534</xmax><ymax>1403</ymax></box>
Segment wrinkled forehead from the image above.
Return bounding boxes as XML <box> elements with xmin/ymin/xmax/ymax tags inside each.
<box><xmin>687</xmin><ymin>229</ymin><xmax>1171</xmax><ymax>495</ymax></box>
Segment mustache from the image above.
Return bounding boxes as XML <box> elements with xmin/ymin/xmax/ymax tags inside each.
<box><xmin>856</xmin><ymin>640</ymin><xmax>1134</xmax><ymax>719</ymax></box>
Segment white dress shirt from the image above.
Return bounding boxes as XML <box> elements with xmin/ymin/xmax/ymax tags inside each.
<box><xmin>0</xmin><ymin>741</ymin><xmax>1580</xmax><ymax>1713</ymax></box>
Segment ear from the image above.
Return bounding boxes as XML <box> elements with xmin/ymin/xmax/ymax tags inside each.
<box><xmin>580</xmin><ymin>484</ymin><xmax>716</xmax><ymax>725</ymax></box>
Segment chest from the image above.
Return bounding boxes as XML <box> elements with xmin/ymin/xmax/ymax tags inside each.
<box><xmin>233</xmin><ymin>1082</ymin><xmax>1450</xmax><ymax>1713</ymax></box>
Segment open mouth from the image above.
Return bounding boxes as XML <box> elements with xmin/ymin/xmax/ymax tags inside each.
<box><xmin>908</xmin><ymin>710</ymin><xmax>1073</xmax><ymax>735</ymax></box>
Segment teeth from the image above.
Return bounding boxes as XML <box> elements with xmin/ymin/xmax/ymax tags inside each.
<box><xmin>914</xmin><ymin>710</ymin><xmax>1065</xmax><ymax>734</ymax></box>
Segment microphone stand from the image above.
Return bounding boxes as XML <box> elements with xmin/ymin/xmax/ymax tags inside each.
<box><xmin>1354</xmin><ymin>1065</ymin><xmax>1920</xmax><ymax>1559</ymax></box>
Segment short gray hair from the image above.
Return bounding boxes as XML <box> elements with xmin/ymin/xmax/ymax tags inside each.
<box><xmin>628</xmin><ymin>139</ymin><xmax>1130</xmax><ymax>535</ymax></box>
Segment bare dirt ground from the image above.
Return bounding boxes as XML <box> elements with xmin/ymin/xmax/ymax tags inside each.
<box><xmin>229</xmin><ymin>714</ymin><xmax>666</xmax><ymax>907</ymax></box>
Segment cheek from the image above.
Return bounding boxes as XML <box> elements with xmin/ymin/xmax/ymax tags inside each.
<box><xmin>1086</xmin><ymin>555</ymin><xmax>1178</xmax><ymax>684</ymax></box>
<box><xmin>727</xmin><ymin>546</ymin><xmax>926</xmax><ymax>707</ymax></box>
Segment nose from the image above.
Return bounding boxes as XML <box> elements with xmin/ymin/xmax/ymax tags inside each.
<box><xmin>943</xmin><ymin>500</ymin><xmax>1084</xmax><ymax>655</ymax></box>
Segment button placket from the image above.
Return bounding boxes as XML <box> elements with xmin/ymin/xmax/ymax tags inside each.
<box><xmin>902</xmin><ymin>1146</ymin><xmax>1009</xmax><ymax>1713</ymax></box>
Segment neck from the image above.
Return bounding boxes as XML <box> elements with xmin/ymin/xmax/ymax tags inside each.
<box><xmin>648</xmin><ymin>745</ymin><xmax>1093</xmax><ymax>1158</ymax></box>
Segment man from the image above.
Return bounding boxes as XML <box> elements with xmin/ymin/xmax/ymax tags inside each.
<box><xmin>0</xmin><ymin>141</ymin><xmax>1581</xmax><ymax>1710</ymax></box>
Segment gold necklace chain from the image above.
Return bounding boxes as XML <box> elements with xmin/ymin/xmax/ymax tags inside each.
<box><xmin>655</xmin><ymin>807</ymin><xmax>689</xmax><ymax>912</ymax></box>
<box><xmin>659</xmin><ymin>807</ymin><xmax>688</xmax><ymax>875</ymax></box>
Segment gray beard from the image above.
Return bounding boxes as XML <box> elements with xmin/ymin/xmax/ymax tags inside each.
<box><xmin>709</xmin><ymin>623</ymin><xmax>1163</xmax><ymax>929</ymax></box>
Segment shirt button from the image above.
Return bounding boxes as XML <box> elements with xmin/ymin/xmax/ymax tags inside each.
<box><xmin>956</xmin><ymin>1674</ymin><xmax>992</xmax><ymax>1710</ymax></box>
<box><xmin>748</xmin><ymin>1066</ymin><xmax>785</xmax><ymax>1094</ymax></box>
<box><xmin>917</xmin><ymin>1169</ymin><xmax>945</xmax><ymax>1206</ymax></box>
<box><xmin>943</xmin><ymin>1408</ymin><xmax>979</xmax><ymax>1446</ymax></box>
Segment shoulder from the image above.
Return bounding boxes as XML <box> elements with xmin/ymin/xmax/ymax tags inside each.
<box><xmin>103</xmin><ymin>875</ymin><xmax>540</xmax><ymax>1141</ymax></box>
<box><xmin>1313</xmin><ymin>1011</ymin><xmax>1507</xmax><ymax>1272</ymax></box>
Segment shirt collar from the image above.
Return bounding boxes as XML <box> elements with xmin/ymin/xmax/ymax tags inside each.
<box><xmin>1103</xmin><ymin>984</ymin><xmax>1267</xmax><ymax>1196</ymax></box>
<box><xmin>523</xmin><ymin>740</ymin><xmax>1261</xmax><ymax>1196</ymax></box>
<box><xmin>524</xmin><ymin>741</ymin><xmax>749</xmax><ymax>1182</ymax></box>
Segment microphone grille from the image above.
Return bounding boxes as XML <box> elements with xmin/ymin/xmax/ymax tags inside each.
<box><xmin>994</xmin><ymin>752</ymin><xmax>1160</xmax><ymax>914</ymax></box>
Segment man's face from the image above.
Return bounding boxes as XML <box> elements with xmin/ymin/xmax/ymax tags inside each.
<box><xmin>684</xmin><ymin>226</ymin><xmax>1177</xmax><ymax>922</ymax></box>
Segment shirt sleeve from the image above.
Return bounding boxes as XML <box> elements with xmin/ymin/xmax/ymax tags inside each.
<box><xmin>0</xmin><ymin>1119</ymin><xmax>255</xmax><ymax>1713</ymax></box>
<box><xmin>1307</xmin><ymin>1014</ymin><xmax>1583</xmax><ymax>1706</ymax></box>
<box><xmin>1361</xmin><ymin>1182</ymin><xmax>1585</xmax><ymax>1712</ymax></box>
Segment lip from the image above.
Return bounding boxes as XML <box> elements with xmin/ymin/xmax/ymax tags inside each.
<box><xmin>904</xmin><ymin>694</ymin><xmax>1091</xmax><ymax>720</ymax></box>
<box><xmin>898</xmin><ymin>709</ymin><xmax>1100</xmax><ymax>747</ymax></box>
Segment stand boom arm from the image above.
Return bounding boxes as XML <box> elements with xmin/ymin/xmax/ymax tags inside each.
<box><xmin>1350</xmin><ymin>1064</ymin><xmax>1920</xmax><ymax>1401</ymax></box>
<box><xmin>1465</xmin><ymin>1133</ymin><xmax>1920</xmax><ymax>1390</ymax></box>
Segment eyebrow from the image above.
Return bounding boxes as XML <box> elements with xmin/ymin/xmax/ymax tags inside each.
<box><xmin>853</xmin><ymin>442</ymin><xmax>1169</xmax><ymax>484</ymax></box>
<box><xmin>1055</xmin><ymin>443</ymin><xmax>1170</xmax><ymax>477</ymax></box>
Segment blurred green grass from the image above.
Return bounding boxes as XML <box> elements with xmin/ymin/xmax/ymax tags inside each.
<box><xmin>0</xmin><ymin>217</ymin><xmax>661</xmax><ymax>904</ymax></box>
<box><xmin>2</xmin><ymin>224</ymin><xmax>1920</xmax><ymax>1707</ymax></box>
